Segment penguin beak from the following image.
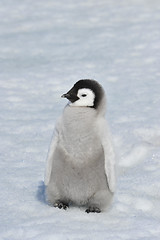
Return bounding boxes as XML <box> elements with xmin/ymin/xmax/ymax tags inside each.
<box><xmin>61</xmin><ymin>89</ymin><xmax>79</xmax><ymax>102</ymax></box>
<box><xmin>61</xmin><ymin>93</ymin><xmax>70</xmax><ymax>98</ymax></box>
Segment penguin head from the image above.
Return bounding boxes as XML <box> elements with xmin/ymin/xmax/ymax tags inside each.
<box><xmin>61</xmin><ymin>79</ymin><xmax>105</xmax><ymax>109</ymax></box>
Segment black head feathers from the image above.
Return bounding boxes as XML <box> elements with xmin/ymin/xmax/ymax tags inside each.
<box><xmin>62</xmin><ymin>79</ymin><xmax>104</xmax><ymax>109</ymax></box>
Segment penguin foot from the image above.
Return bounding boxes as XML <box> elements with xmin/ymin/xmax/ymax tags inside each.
<box><xmin>54</xmin><ymin>202</ymin><xmax>69</xmax><ymax>210</ymax></box>
<box><xmin>85</xmin><ymin>206</ymin><xmax>101</xmax><ymax>213</ymax></box>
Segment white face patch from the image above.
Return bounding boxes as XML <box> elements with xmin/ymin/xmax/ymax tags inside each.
<box><xmin>70</xmin><ymin>88</ymin><xmax>95</xmax><ymax>107</ymax></box>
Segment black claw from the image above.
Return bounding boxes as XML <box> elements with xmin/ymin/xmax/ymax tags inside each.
<box><xmin>85</xmin><ymin>209</ymin><xmax>90</xmax><ymax>213</ymax></box>
<box><xmin>85</xmin><ymin>207</ymin><xmax>101</xmax><ymax>213</ymax></box>
<box><xmin>54</xmin><ymin>202</ymin><xmax>69</xmax><ymax>210</ymax></box>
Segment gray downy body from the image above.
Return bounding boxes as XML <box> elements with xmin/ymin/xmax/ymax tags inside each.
<box><xmin>47</xmin><ymin>105</ymin><xmax>113</xmax><ymax>209</ymax></box>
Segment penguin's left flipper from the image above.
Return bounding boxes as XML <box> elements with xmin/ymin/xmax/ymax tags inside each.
<box><xmin>97</xmin><ymin>118</ymin><xmax>116</xmax><ymax>193</ymax></box>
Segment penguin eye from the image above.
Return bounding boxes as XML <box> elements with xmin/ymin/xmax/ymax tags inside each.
<box><xmin>81</xmin><ymin>94</ymin><xmax>87</xmax><ymax>97</ymax></box>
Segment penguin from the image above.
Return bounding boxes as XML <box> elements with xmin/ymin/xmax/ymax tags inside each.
<box><xmin>45</xmin><ymin>79</ymin><xmax>116</xmax><ymax>213</ymax></box>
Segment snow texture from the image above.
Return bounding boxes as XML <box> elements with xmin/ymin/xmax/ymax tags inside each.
<box><xmin>0</xmin><ymin>0</ymin><xmax>160</xmax><ymax>239</ymax></box>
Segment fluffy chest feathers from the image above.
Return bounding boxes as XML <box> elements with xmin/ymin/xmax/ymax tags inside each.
<box><xmin>59</xmin><ymin>106</ymin><xmax>102</xmax><ymax>162</ymax></box>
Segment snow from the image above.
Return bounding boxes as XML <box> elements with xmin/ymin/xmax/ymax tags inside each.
<box><xmin>0</xmin><ymin>0</ymin><xmax>160</xmax><ymax>239</ymax></box>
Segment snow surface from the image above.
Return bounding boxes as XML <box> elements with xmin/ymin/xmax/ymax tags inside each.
<box><xmin>0</xmin><ymin>0</ymin><xmax>160</xmax><ymax>239</ymax></box>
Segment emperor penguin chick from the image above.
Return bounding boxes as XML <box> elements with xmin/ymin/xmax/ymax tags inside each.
<box><xmin>45</xmin><ymin>79</ymin><xmax>116</xmax><ymax>213</ymax></box>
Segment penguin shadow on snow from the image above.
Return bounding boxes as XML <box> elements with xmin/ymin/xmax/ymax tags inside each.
<box><xmin>36</xmin><ymin>181</ymin><xmax>47</xmax><ymax>205</ymax></box>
